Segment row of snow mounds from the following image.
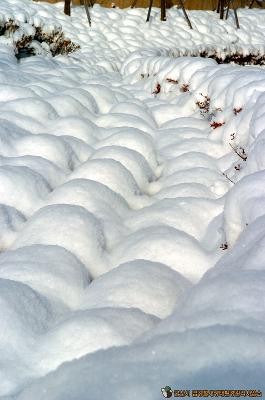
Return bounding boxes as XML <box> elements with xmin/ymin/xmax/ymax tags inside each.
<box><xmin>192</xmin><ymin>64</ymin><xmax>265</xmax><ymax>248</ymax></box>
<box><xmin>14</xmin><ymin>289</ymin><xmax>265</xmax><ymax>400</ymax></box>
<box><xmin>0</xmin><ymin>41</ymin><xmax>251</xmax><ymax>396</ymax></box>
<box><xmin>14</xmin><ymin>207</ymin><xmax>265</xmax><ymax>395</ymax></box>
<box><xmin>11</xmin><ymin>76</ymin><xmax>265</xmax><ymax>398</ymax></box>
<box><xmin>0</xmin><ymin>45</ymin><xmax>225</xmax><ymax>398</ymax></box>
<box><xmin>1</xmin><ymin>47</ymin><xmax>265</xmax><ymax>397</ymax></box>
<box><xmin>1</xmin><ymin>0</ymin><xmax>265</xmax><ymax>396</ymax></box>
<box><xmin>3</xmin><ymin>0</ymin><xmax>265</xmax><ymax>71</ymax></box>
<box><xmin>68</xmin><ymin>6</ymin><xmax>265</xmax><ymax>67</ymax></box>
<box><xmin>0</xmin><ymin>26</ymin><xmax>218</xmax><ymax>397</ymax></box>
<box><xmin>223</xmin><ymin>90</ymin><xmax>265</xmax><ymax>245</ymax></box>
<box><xmin>0</xmin><ymin>67</ymin><xmax>221</xmax><ymax>399</ymax></box>
<box><xmin>122</xmin><ymin>50</ymin><xmax>265</xmax><ymax>109</ymax></box>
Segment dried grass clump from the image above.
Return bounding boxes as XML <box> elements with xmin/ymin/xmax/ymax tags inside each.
<box><xmin>0</xmin><ymin>19</ymin><xmax>19</xmax><ymax>35</ymax></box>
<box><xmin>0</xmin><ymin>19</ymin><xmax>80</xmax><ymax>58</ymax></box>
<box><xmin>199</xmin><ymin>49</ymin><xmax>265</xmax><ymax>66</ymax></box>
<box><xmin>34</xmin><ymin>27</ymin><xmax>80</xmax><ymax>56</ymax></box>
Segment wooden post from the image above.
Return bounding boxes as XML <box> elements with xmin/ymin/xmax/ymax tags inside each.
<box><xmin>225</xmin><ymin>0</ymin><xmax>231</xmax><ymax>18</ymax></box>
<box><xmin>64</xmin><ymin>0</ymin><xmax>71</xmax><ymax>15</ymax></box>
<box><xmin>161</xmin><ymin>0</ymin><xmax>166</xmax><ymax>21</ymax></box>
<box><xmin>220</xmin><ymin>0</ymin><xmax>225</xmax><ymax>18</ymax></box>
<box><xmin>233</xmin><ymin>6</ymin><xmax>240</xmax><ymax>28</ymax></box>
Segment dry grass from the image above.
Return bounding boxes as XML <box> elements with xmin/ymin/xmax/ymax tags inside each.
<box><xmin>0</xmin><ymin>19</ymin><xmax>80</xmax><ymax>58</ymax></box>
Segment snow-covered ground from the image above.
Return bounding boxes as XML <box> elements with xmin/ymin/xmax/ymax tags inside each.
<box><xmin>0</xmin><ymin>0</ymin><xmax>265</xmax><ymax>398</ymax></box>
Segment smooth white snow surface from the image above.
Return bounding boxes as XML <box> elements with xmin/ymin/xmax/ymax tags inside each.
<box><xmin>0</xmin><ymin>0</ymin><xmax>264</xmax><ymax>397</ymax></box>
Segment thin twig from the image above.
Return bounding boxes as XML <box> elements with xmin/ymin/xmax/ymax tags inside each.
<box><xmin>146</xmin><ymin>0</ymin><xmax>153</xmax><ymax>21</ymax></box>
<box><xmin>84</xmin><ymin>0</ymin><xmax>91</xmax><ymax>26</ymax></box>
<box><xmin>222</xmin><ymin>172</ymin><xmax>235</xmax><ymax>184</ymax></box>
<box><xmin>179</xmin><ymin>0</ymin><xmax>193</xmax><ymax>29</ymax></box>
<box><xmin>229</xmin><ymin>143</ymin><xmax>247</xmax><ymax>161</ymax></box>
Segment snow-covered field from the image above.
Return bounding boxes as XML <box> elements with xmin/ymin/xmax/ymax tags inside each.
<box><xmin>0</xmin><ymin>0</ymin><xmax>265</xmax><ymax>398</ymax></box>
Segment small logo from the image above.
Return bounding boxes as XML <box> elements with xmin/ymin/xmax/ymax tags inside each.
<box><xmin>161</xmin><ymin>386</ymin><xmax>173</xmax><ymax>398</ymax></box>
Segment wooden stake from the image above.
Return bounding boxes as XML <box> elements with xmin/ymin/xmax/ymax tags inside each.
<box><xmin>225</xmin><ymin>0</ymin><xmax>231</xmax><ymax>18</ymax></box>
<box><xmin>161</xmin><ymin>0</ymin><xmax>166</xmax><ymax>21</ymax></box>
<box><xmin>64</xmin><ymin>0</ymin><xmax>71</xmax><ymax>16</ymax></box>
<box><xmin>233</xmin><ymin>6</ymin><xmax>240</xmax><ymax>28</ymax></box>
<box><xmin>220</xmin><ymin>0</ymin><xmax>225</xmax><ymax>19</ymax></box>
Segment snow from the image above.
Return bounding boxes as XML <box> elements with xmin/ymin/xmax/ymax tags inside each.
<box><xmin>0</xmin><ymin>244</ymin><xmax>90</xmax><ymax>309</ymax></box>
<box><xmin>94</xmin><ymin>128</ymin><xmax>158</xmax><ymax>169</ymax></box>
<box><xmin>36</xmin><ymin>307</ymin><xmax>158</xmax><ymax>374</ymax></box>
<box><xmin>0</xmin><ymin>205</ymin><xmax>25</xmax><ymax>251</ymax></box>
<box><xmin>11</xmin><ymin>204</ymin><xmax>109</xmax><ymax>277</ymax></box>
<box><xmin>15</xmin><ymin>326</ymin><xmax>265</xmax><ymax>400</ymax></box>
<box><xmin>0</xmin><ymin>165</ymin><xmax>51</xmax><ymax>216</ymax></box>
<box><xmin>91</xmin><ymin>145</ymin><xmax>156</xmax><ymax>191</ymax></box>
<box><xmin>111</xmin><ymin>225</ymin><xmax>215</xmax><ymax>283</ymax></box>
<box><xmin>68</xmin><ymin>158</ymin><xmax>145</xmax><ymax>207</ymax></box>
<box><xmin>0</xmin><ymin>0</ymin><xmax>264</xmax><ymax>397</ymax></box>
<box><xmin>0</xmin><ymin>278</ymin><xmax>55</xmax><ymax>396</ymax></box>
<box><xmin>79</xmin><ymin>260</ymin><xmax>192</xmax><ymax>318</ymax></box>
